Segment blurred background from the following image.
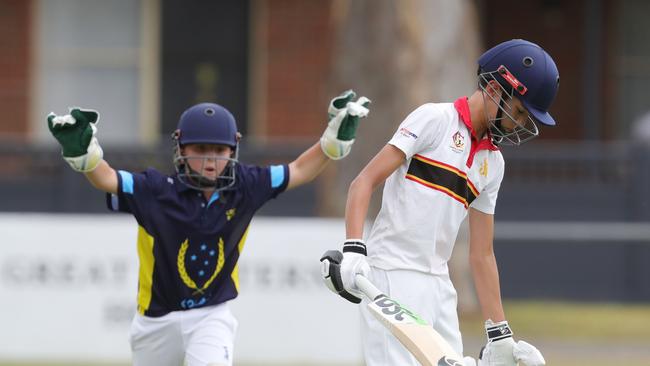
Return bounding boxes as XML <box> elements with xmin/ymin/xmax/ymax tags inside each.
<box><xmin>1</xmin><ymin>0</ymin><xmax>650</xmax><ymax>365</ymax></box>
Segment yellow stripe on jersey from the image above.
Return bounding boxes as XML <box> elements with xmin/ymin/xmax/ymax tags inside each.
<box><xmin>405</xmin><ymin>174</ymin><xmax>471</xmax><ymax>208</ymax></box>
<box><xmin>413</xmin><ymin>155</ymin><xmax>467</xmax><ymax>178</ymax></box>
<box><xmin>136</xmin><ymin>226</ymin><xmax>155</xmax><ymax>315</ymax></box>
<box><xmin>407</xmin><ymin>155</ymin><xmax>479</xmax><ymax>208</ymax></box>
<box><xmin>231</xmin><ymin>225</ymin><xmax>251</xmax><ymax>293</ymax></box>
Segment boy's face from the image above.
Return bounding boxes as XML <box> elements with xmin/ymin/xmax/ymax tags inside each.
<box><xmin>499</xmin><ymin>96</ymin><xmax>531</xmax><ymax>134</ymax></box>
<box><xmin>482</xmin><ymin>79</ymin><xmax>539</xmax><ymax>145</ymax></box>
<box><xmin>182</xmin><ymin>143</ymin><xmax>233</xmax><ymax>180</ymax></box>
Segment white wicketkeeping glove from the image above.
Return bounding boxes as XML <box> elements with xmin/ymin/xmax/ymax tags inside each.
<box><xmin>477</xmin><ymin>320</ymin><xmax>545</xmax><ymax>366</ymax></box>
<box><xmin>320</xmin><ymin>90</ymin><xmax>371</xmax><ymax>160</ymax></box>
<box><xmin>47</xmin><ymin>108</ymin><xmax>104</xmax><ymax>172</ymax></box>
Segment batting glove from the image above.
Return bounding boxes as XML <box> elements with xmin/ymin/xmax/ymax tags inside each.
<box><xmin>339</xmin><ymin>239</ymin><xmax>370</xmax><ymax>299</ymax></box>
<box><xmin>320</xmin><ymin>90</ymin><xmax>371</xmax><ymax>160</ymax></box>
<box><xmin>47</xmin><ymin>108</ymin><xmax>103</xmax><ymax>172</ymax></box>
<box><xmin>320</xmin><ymin>249</ymin><xmax>362</xmax><ymax>304</ymax></box>
<box><xmin>477</xmin><ymin>320</ymin><xmax>545</xmax><ymax>366</ymax></box>
<box><xmin>462</xmin><ymin>357</ymin><xmax>478</xmax><ymax>366</ymax></box>
<box><xmin>320</xmin><ymin>239</ymin><xmax>370</xmax><ymax>303</ymax></box>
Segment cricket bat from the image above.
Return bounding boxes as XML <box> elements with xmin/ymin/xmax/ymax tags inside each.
<box><xmin>355</xmin><ymin>274</ymin><xmax>465</xmax><ymax>366</ymax></box>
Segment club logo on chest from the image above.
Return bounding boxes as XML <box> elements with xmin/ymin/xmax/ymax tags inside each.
<box><xmin>177</xmin><ymin>238</ymin><xmax>225</xmax><ymax>308</ymax></box>
<box><xmin>450</xmin><ymin>131</ymin><xmax>465</xmax><ymax>153</ymax></box>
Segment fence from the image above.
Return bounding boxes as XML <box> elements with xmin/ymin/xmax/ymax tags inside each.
<box><xmin>1</xmin><ymin>140</ymin><xmax>649</xmax><ymax>302</ymax></box>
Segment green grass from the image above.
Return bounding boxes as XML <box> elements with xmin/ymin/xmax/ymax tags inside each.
<box><xmin>460</xmin><ymin>300</ymin><xmax>650</xmax><ymax>341</ymax></box>
<box><xmin>459</xmin><ymin>301</ymin><xmax>650</xmax><ymax>366</ymax></box>
<box><xmin>2</xmin><ymin>301</ymin><xmax>650</xmax><ymax>366</ymax></box>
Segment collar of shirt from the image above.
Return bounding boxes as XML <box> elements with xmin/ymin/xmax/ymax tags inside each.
<box><xmin>173</xmin><ymin>174</ymin><xmax>220</xmax><ymax>206</ymax></box>
<box><xmin>454</xmin><ymin>96</ymin><xmax>499</xmax><ymax>168</ymax></box>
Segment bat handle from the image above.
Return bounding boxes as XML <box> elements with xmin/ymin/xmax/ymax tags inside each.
<box><xmin>355</xmin><ymin>274</ymin><xmax>383</xmax><ymax>301</ymax></box>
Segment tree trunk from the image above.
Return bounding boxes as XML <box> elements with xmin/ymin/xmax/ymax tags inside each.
<box><xmin>321</xmin><ymin>0</ymin><xmax>482</xmax><ymax>313</ymax></box>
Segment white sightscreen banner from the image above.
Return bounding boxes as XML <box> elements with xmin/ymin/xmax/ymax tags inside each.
<box><xmin>0</xmin><ymin>214</ymin><xmax>361</xmax><ymax>365</ymax></box>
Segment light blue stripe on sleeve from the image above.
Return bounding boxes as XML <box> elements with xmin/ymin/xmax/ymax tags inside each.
<box><xmin>118</xmin><ymin>170</ymin><xmax>134</xmax><ymax>194</ymax></box>
<box><xmin>270</xmin><ymin>165</ymin><xmax>285</xmax><ymax>188</ymax></box>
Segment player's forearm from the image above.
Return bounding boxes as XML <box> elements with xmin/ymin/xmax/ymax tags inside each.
<box><xmin>287</xmin><ymin>142</ymin><xmax>330</xmax><ymax>190</ymax></box>
<box><xmin>345</xmin><ymin>174</ymin><xmax>373</xmax><ymax>239</ymax></box>
<box><xmin>84</xmin><ymin>160</ymin><xmax>118</xmax><ymax>194</ymax></box>
<box><xmin>470</xmin><ymin>250</ymin><xmax>506</xmax><ymax>322</ymax></box>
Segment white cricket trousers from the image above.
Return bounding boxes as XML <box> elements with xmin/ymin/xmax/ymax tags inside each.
<box><xmin>129</xmin><ymin>302</ymin><xmax>238</xmax><ymax>366</ymax></box>
<box><xmin>361</xmin><ymin>267</ymin><xmax>463</xmax><ymax>366</ymax></box>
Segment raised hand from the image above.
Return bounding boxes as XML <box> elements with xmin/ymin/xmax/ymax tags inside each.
<box><xmin>47</xmin><ymin>108</ymin><xmax>103</xmax><ymax>172</ymax></box>
<box><xmin>320</xmin><ymin>90</ymin><xmax>371</xmax><ymax>160</ymax></box>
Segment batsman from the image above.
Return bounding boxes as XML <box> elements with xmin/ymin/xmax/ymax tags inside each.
<box><xmin>47</xmin><ymin>91</ymin><xmax>369</xmax><ymax>366</ymax></box>
<box><xmin>321</xmin><ymin>39</ymin><xmax>559</xmax><ymax>365</ymax></box>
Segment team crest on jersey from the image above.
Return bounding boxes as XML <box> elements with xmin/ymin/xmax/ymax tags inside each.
<box><xmin>226</xmin><ymin>208</ymin><xmax>236</xmax><ymax>221</ymax></box>
<box><xmin>479</xmin><ymin>158</ymin><xmax>488</xmax><ymax>177</ymax></box>
<box><xmin>177</xmin><ymin>238</ymin><xmax>225</xmax><ymax>309</ymax></box>
<box><xmin>450</xmin><ymin>131</ymin><xmax>465</xmax><ymax>153</ymax></box>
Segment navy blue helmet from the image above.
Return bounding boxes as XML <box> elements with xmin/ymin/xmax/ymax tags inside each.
<box><xmin>176</xmin><ymin>103</ymin><xmax>239</xmax><ymax>147</ymax></box>
<box><xmin>172</xmin><ymin>103</ymin><xmax>240</xmax><ymax>191</ymax></box>
<box><xmin>478</xmin><ymin>39</ymin><xmax>560</xmax><ymax>145</ymax></box>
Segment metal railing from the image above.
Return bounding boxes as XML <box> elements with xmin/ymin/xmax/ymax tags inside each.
<box><xmin>2</xmin><ymin>140</ymin><xmax>650</xmax><ymax>221</ymax></box>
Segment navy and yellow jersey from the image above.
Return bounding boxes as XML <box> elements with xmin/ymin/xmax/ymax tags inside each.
<box><xmin>107</xmin><ymin>163</ymin><xmax>289</xmax><ymax>317</ymax></box>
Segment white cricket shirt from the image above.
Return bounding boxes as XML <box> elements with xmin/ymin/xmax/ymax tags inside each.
<box><xmin>367</xmin><ymin>97</ymin><xmax>505</xmax><ymax>275</ymax></box>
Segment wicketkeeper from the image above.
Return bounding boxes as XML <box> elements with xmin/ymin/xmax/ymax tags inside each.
<box><xmin>48</xmin><ymin>91</ymin><xmax>369</xmax><ymax>366</ymax></box>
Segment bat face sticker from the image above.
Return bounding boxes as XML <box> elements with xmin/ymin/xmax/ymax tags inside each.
<box><xmin>372</xmin><ymin>296</ymin><xmax>427</xmax><ymax>325</ymax></box>
<box><xmin>356</xmin><ymin>275</ymin><xmax>464</xmax><ymax>366</ymax></box>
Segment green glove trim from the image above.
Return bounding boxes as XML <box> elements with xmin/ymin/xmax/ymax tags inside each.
<box><xmin>328</xmin><ymin>90</ymin><xmax>356</xmax><ymax>118</ymax></box>
<box><xmin>336</xmin><ymin>114</ymin><xmax>358</xmax><ymax>141</ymax></box>
<box><xmin>321</xmin><ymin>91</ymin><xmax>371</xmax><ymax>159</ymax></box>
<box><xmin>47</xmin><ymin>108</ymin><xmax>99</xmax><ymax>157</ymax></box>
<box><xmin>337</xmin><ymin>97</ymin><xmax>370</xmax><ymax>141</ymax></box>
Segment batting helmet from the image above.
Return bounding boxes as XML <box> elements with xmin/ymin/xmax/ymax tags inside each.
<box><xmin>175</xmin><ymin>103</ymin><xmax>239</xmax><ymax>147</ymax></box>
<box><xmin>478</xmin><ymin>39</ymin><xmax>560</xmax><ymax>126</ymax></box>
<box><xmin>172</xmin><ymin>103</ymin><xmax>240</xmax><ymax>191</ymax></box>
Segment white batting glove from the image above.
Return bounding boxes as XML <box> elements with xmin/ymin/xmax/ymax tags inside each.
<box><xmin>339</xmin><ymin>239</ymin><xmax>370</xmax><ymax>300</ymax></box>
<box><xmin>320</xmin><ymin>90</ymin><xmax>371</xmax><ymax>160</ymax></box>
<box><xmin>479</xmin><ymin>337</ymin><xmax>517</xmax><ymax>366</ymax></box>
<box><xmin>477</xmin><ymin>320</ymin><xmax>545</xmax><ymax>366</ymax></box>
<box><xmin>320</xmin><ymin>249</ymin><xmax>363</xmax><ymax>304</ymax></box>
<box><xmin>512</xmin><ymin>341</ymin><xmax>545</xmax><ymax>366</ymax></box>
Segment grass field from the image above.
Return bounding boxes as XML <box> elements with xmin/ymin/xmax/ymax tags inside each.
<box><xmin>461</xmin><ymin>300</ymin><xmax>650</xmax><ymax>340</ymax></box>
<box><xmin>2</xmin><ymin>301</ymin><xmax>649</xmax><ymax>366</ymax></box>
<box><xmin>461</xmin><ymin>301</ymin><xmax>650</xmax><ymax>366</ymax></box>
